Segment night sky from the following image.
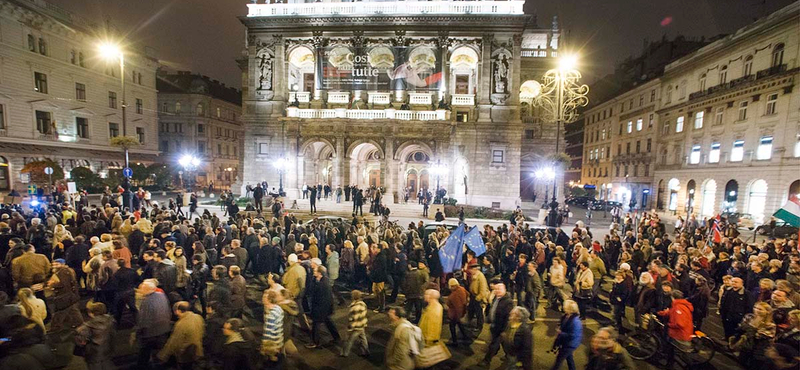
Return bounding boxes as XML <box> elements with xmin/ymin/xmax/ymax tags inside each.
<box><xmin>52</xmin><ymin>0</ymin><xmax>797</xmax><ymax>88</ymax></box>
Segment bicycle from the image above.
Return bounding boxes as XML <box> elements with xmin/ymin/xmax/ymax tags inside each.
<box><xmin>623</xmin><ymin>314</ymin><xmax>716</xmax><ymax>368</ymax></box>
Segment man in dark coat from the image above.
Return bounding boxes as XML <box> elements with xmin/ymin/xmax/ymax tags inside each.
<box><xmin>48</xmin><ymin>258</ymin><xmax>84</xmax><ymax>332</ymax></box>
<box><xmin>252</xmin><ymin>184</ymin><xmax>264</xmax><ymax>213</ymax></box>
<box><xmin>128</xmin><ymin>224</ymin><xmax>146</xmax><ymax>256</ymax></box>
<box><xmin>309</xmin><ymin>185</ymin><xmax>318</xmax><ymax>214</ymax></box>
<box><xmin>307</xmin><ymin>265</ymin><xmax>340</xmax><ymax>348</ymax></box>
<box><xmin>153</xmin><ymin>251</ymin><xmax>178</xmax><ymax>297</ymax></box>
<box><xmin>719</xmin><ymin>277</ymin><xmax>752</xmax><ymax>339</ymax></box>
<box><xmin>480</xmin><ymin>281</ymin><xmax>514</xmax><ymax>366</ymax></box>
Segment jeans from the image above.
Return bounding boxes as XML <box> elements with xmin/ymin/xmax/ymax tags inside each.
<box><xmin>341</xmin><ymin>329</ymin><xmax>369</xmax><ymax>356</ymax></box>
<box><xmin>336</xmin><ymin>194</ymin><xmax>342</xmax><ymax>203</ymax></box>
<box><xmin>550</xmin><ymin>347</ymin><xmax>576</xmax><ymax>370</ymax></box>
<box><xmin>310</xmin><ymin>201</ymin><xmax>317</xmax><ymax>213</ymax></box>
<box><xmin>406</xmin><ymin>298</ymin><xmax>423</xmax><ymax>324</ymax></box>
<box><xmin>483</xmin><ymin>331</ymin><xmax>504</xmax><ymax>362</ymax></box>
<box><xmin>448</xmin><ymin>318</ymin><xmax>471</xmax><ymax>343</ymax></box>
<box><xmin>311</xmin><ymin>317</ymin><xmax>341</xmax><ymax>345</ymax></box>
<box><xmin>525</xmin><ymin>291</ymin><xmax>539</xmax><ymax>320</ymax></box>
<box><xmin>389</xmin><ymin>274</ymin><xmax>404</xmax><ymax>303</ymax></box>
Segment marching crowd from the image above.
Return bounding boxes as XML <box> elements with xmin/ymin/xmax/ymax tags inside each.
<box><xmin>0</xmin><ymin>188</ymin><xmax>798</xmax><ymax>370</ymax></box>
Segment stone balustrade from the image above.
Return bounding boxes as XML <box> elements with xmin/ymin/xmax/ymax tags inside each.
<box><xmin>288</xmin><ymin>91</ymin><xmax>311</xmax><ymax>103</ymax></box>
<box><xmin>286</xmin><ymin>107</ymin><xmax>448</xmax><ymax>121</ymax></box>
<box><xmin>408</xmin><ymin>92</ymin><xmax>433</xmax><ymax>106</ymax></box>
<box><xmin>367</xmin><ymin>92</ymin><xmax>392</xmax><ymax>105</ymax></box>
<box><xmin>327</xmin><ymin>91</ymin><xmax>350</xmax><ymax>104</ymax></box>
<box><xmin>247</xmin><ymin>0</ymin><xmax>525</xmax><ymax>17</ymax></box>
<box><xmin>451</xmin><ymin>94</ymin><xmax>475</xmax><ymax>106</ymax></box>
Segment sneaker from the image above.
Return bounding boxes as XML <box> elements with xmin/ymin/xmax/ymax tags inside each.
<box><xmin>373</xmin><ymin>308</ymin><xmax>382</xmax><ymax>313</ymax></box>
<box><xmin>305</xmin><ymin>343</ymin><xmax>319</xmax><ymax>349</ymax></box>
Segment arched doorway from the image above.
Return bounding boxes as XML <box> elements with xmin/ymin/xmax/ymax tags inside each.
<box><xmin>724</xmin><ymin>180</ymin><xmax>738</xmax><ymax>213</ymax></box>
<box><xmin>747</xmin><ymin>179</ymin><xmax>768</xmax><ymax>223</ymax></box>
<box><xmin>686</xmin><ymin>179</ymin><xmax>696</xmax><ymax>214</ymax></box>
<box><xmin>0</xmin><ymin>156</ymin><xmax>9</xmax><ymax>191</ymax></box>
<box><xmin>419</xmin><ymin>169</ymin><xmax>430</xmax><ymax>193</ymax></box>
<box><xmin>350</xmin><ymin>142</ymin><xmax>383</xmax><ymax>189</ymax></box>
<box><xmin>657</xmin><ymin>179</ymin><xmax>665</xmax><ymax>210</ymax></box>
<box><xmin>668</xmin><ymin>178</ymin><xmax>680</xmax><ymax>211</ymax></box>
<box><xmin>406</xmin><ymin>169</ymin><xmax>418</xmax><ymax>198</ymax></box>
<box><xmin>701</xmin><ymin>179</ymin><xmax>717</xmax><ymax>218</ymax></box>
<box><xmin>789</xmin><ymin>180</ymin><xmax>800</xmax><ymax>199</ymax></box>
<box><xmin>301</xmin><ymin>141</ymin><xmax>336</xmax><ymax>188</ymax></box>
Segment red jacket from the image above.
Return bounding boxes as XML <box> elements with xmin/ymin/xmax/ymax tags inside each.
<box><xmin>447</xmin><ymin>285</ymin><xmax>469</xmax><ymax>320</ymax></box>
<box><xmin>659</xmin><ymin>298</ymin><xmax>694</xmax><ymax>341</ymax></box>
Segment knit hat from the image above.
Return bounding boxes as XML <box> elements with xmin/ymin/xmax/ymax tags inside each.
<box><xmin>271</xmin><ymin>236</ymin><xmax>281</xmax><ymax>244</ymax></box>
<box><xmin>288</xmin><ymin>253</ymin><xmax>298</xmax><ymax>263</ymax></box>
<box><xmin>54</xmin><ymin>258</ymin><xmax>66</xmax><ymax>264</ymax></box>
<box><xmin>448</xmin><ymin>278</ymin><xmax>459</xmax><ymax>287</ymax></box>
<box><xmin>619</xmin><ymin>263</ymin><xmax>631</xmax><ymax>271</ymax></box>
<box><xmin>311</xmin><ymin>258</ymin><xmax>322</xmax><ymax>266</ymax></box>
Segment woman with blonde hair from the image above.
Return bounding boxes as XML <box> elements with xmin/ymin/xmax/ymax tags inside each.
<box><xmin>732</xmin><ymin>302</ymin><xmax>776</xmax><ymax>368</ymax></box>
<box><xmin>52</xmin><ymin>224</ymin><xmax>73</xmax><ymax>247</ymax></box>
<box><xmin>17</xmin><ymin>287</ymin><xmax>47</xmax><ymax>332</ymax></box>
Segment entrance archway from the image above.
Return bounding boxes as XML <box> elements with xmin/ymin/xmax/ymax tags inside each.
<box><xmin>701</xmin><ymin>179</ymin><xmax>717</xmax><ymax>218</ymax></box>
<box><xmin>724</xmin><ymin>180</ymin><xmax>738</xmax><ymax>212</ymax></box>
<box><xmin>349</xmin><ymin>142</ymin><xmax>383</xmax><ymax>189</ymax></box>
<box><xmin>419</xmin><ymin>170</ymin><xmax>430</xmax><ymax>193</ymax></box>
<box><xmin>686</xmin><ymin>179</ymin><xmax>696</xmax><ymax>214</ymax></box>
<box><xmin>668</xmin><ymin>178</ymin><xmax>680</xmax><ymax>211</ymax></box>
<box><xmin>657</xmin><ymin>179</ymin><xmax>665</xmax><ymax>210</ymax></box>
<box><xmin>789</xmin><ymin>180</ymin><xmax>800</xmax><ymax>199</ymax></box>
<box><xmin>747</xmin><ymin>179</ymin><xmax>768</xmax><ymax>223</ymax></box>
<box><xmin>301</xmin><ymin>140</ymin><xmax>336</xmax><ymax>188</ymax></box>
<box><xmin>406</xmin><ymin>169</ymin><xmax>418</xmax><ymax>198</ymax></box>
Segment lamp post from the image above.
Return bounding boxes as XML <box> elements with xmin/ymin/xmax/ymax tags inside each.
<box><xmin>99</xmin><ymin>41</ymin><xmax>133</xmax><ymax>210</ymax></box>
<box><xmin>178</xmin><ymin>154</ymin><xmax>201</xmax><ymax>192</ymax></box>
<box><xmin>429</xmin><ymin>160</ymin><xmax>448</xmax><ymax>204</ymax></box>
<box><xmin>273</xmin><ymin>157</ymin><xmax>288</xmax><ymax>196</ymax></box>
<box><xmin>522</xmin><ymin>55</ymin><xmax>589</xmax><ymax>227</ymax></box>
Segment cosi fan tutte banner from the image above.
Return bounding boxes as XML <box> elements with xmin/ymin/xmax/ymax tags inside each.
<box><xmin>320</xmin><ymin>45</ymin><xmax>442</xmax><ymax>92</ymax></box>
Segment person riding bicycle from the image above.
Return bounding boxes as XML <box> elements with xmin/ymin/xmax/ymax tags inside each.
<box><xmin>657</xmin><ymin>290</ymin><xmax>694</xmax><ymax>368</ymax></box>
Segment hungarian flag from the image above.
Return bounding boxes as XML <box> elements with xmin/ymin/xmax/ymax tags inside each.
<box><xmin>712</xmin><ymin>214</ymin><xmax>723</xmax><ymax>243</ymax></box>
<box><xmin>773</xmin><ymin>195</ymin><xmax>800</xmax><ymax>227</ymax></box>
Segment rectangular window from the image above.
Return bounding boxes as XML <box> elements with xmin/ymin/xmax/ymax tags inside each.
<box><xmin>617</xmin><ymin>144</ymin><xmax>621</xmax><ymax>155</ymax></box>
<box><xmin>35</xmin><ymin>110</ymin><xmax>51</xmax><ymax>134</ymax></box>
<box><xmin>601</xmin><ymin>129</ymin><xmax>606</xmax><ymax>140</ymax></box>
<box><xmin>627</xmin><ymin>121</ymin><xmax>632</xmax><ymax>133</ymax></box>
<box><xmin>738</xmin><ymin>101</ymin><xmax>748</xmax><ymax>121</ymax></box>
<box><xmin>626</xmin><ymin>142</ymin><xmax>631</xmax><ymax>154</ymax></box>
<box><xmin>619</xmin><ymin>124</ymin><xmax>623</xmax><ymax>135</ymax></box>
<box><xmin>765</xmin><ymin>93</ymin><xmax>778</xmax><ymax>115</ymax></box>
<box><xmin>690</xmin><ymin>145</ymin><xmax>701</xmax><ymax>164</ymax></box>
<box><xmin>709</xmin><ymin>142</ymin><xmax>720</xmax><ymax>163</ymax></box>
<box><xmin>136</xmin><ymin>127</ymin><xmax>145</xmax><ymax>143</ymax></box>
<box><xmin>34</xmin><ymin>72</ymin><xmax>47</xmax><ymax>94</ymax></box>
<box><xmin>108</xmin><ymin>122</ymin><xmax>119</xmax><ymax>138</ymax></box>
<box><xmin>636</xmin><ymin>141</ymin><xmax>641</xmax><ymax>153</ymax></box>
<box><xmin>75</xmin><ymin>83</ymin><xmax>86</xmax><ymax>101</ymax></box>
<box><xmin>217</xmin><ymin>144</ymin><xmax>222</xmax><ymax>156</ymax></box>
<box><xmin>27</xmin><ymin>34</ymin><xmax>35</xmax><ymax>52</ymax></box>
<box><xmin>108</xmin><ymin>91</ymin><xmax>117</xmax><ymax>109</ymax></box>
<box><xmin>198</xmin><ymin>141</ymin><xmax>206</xmax><ymax>154</ymax></box>
<box><xmin>648</xmin><ymin>114</ymin><xmax>654</xmax><ymax>128</ymax></box>
<box><xmin>0</xmin><ymin>104</ymin><xmax>5</xmax><ymax>129</ymax></box>
<box><xmin>639</xmin><ymin>95</ymin><xmax>644</xmax><ymax>106</ymax></box>
<box><xmin>38</xmin><ymin>37</ymin><xmax>46</xmax><ymax>55</ymax></box>
<box><xmin>676</xmin><ymin>116</ymin><xmax>684</xmax><ymax>133</ymax></box>
<box><xmin>160</xmin><ymin>140</ymin><xmax>169</xmax><ymax>152</ymax></box>
<box><xmin>216</xmin><ymin>107</ymin><xmax>221</xmax><ymax>118</ymax></box>
<box><xmin>662</xmin><ymin>122</ymin><xmax>670</xmax><ymax>135</ymax></box>
<box><xmin>650</xmin><ymin>89</ymin><xmax>656</xmax><ymax>102</ymax></box>
<box><xmin>636</xmin><ymin>119</ymin><xmax>643</xmax><ymax>131</ymax></box>
<box><xmin>492</xmin><ymin>150</ymin><xmax>505</xmax><ymax>163</ymax></box>
<box><xmin>714</xmin><ymin>107</ymin><xmax>724</xmax><ymax>125</ymax></box>
<box><xmin>524</xmin><ymin>129</ymin><xmax>534</xmax><ymax>139</ymax></box>
<box><xmin>757</xmin><ymin>136</ymin><xmax>773</xmax><ymax>160</ymax></box>
<box><xmin>646</xmin><ymin>138</ymin><xmax>652</xmax><ymax>152</ymax></box>
<box><xmin>75</xmin><ymin>117</ymin><xmax>89</xmax><ymax>139</ymax></box>
<box><xmin>731</xmin><ymin>140</ymin><xmax>744</xmax><ymax>162</ymax></box>
<box><xmin>694</xmin><ymin>111</ymin><xmax>704</xmax><ymax>129</ymax></box>
<box><xmin>198</xmin><ymin>124</ymin><xmax>205</xmax><ymax>133</ymax></box>
<box><xmin>136</xmin><ymin>98</ymin><xmax>143</xmax><ymax>114</ymax></box>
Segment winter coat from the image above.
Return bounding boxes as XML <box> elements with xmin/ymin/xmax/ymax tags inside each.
<box><xmin>75</xmin><ymin>314</ymin><xmax>115</xmax><ymax>364</ymax></box>
<box><xmin>554</xmin><ymin>314</ymin><xmax>583</xmax><ymax>350</ymax></box>
<box><xmin>585</xmin><ymin>343</ymin><xmax>636</xmax><ymax>370</ymax></box>
<box><xmin>506</xmin><ymin>321</ymin><xmax>533</xmax><ymax>370</ymax></box>
<box><xmin>229</xmin><ymin>275</ymin><xmax>247</xmax><ymax>311</ymax></box>
<box><xmin>447</xmin><ymin>285</ymin><xmax>469</xmax><ymax>321</ymax></box>
<box><xmin>159</xmin><ymin>311</ymin><xmax>205</xmax><ymax>363</ymax></box>
<box><xmin>155</xmin><ymin>259</ymin><xmax>178</xmax><ymax>294</ymax></box>
<box><xmin>370</xmin><ymin>249</ymin><xmax>390</xmax><ymax>283</ymax></box>
<box><xmin>283</xmin><ymin>263</ymin><xmax>307</xmax><ymax>299</ymax></box>
<box><xmin>659</xmin><ymin>298</ymin><xmax>694</xmax><ymax>341</ymax></box>
<box><xmin>419</xmin><ymin>300</ymin><xmax>443</xmax><ymax>345</ymax></box>
<box><xmin>309</xmin><ymin>276</ymin><xmax>334</xmax><ymax>321</ymax></box>
<box><xmin>488</xmin><ymin>294</ymin><xmax>514</xmax><ymax>337</ymax></box>
<box><xmin>137</xmin><ymin>291</ymin><xmax>172</xmax><ymax>339</ymax></box>
<box><xmin>326</xmin><ymin>251</ymin><xmax>340</xmax><ymax>281</ymax></box>
<box><xmin>469</xmin><ymin>270</ymin><xmax>491</xmax><ymax>304</ymax></box>
<box><xmin>11</xmin><ymin>252</ymin><xmax>51</xmax><ymax>288</ymax></box>
<box><xmin>720</xmin><ymin>288</ymin><xmax>752</xmax><ymax>323</ymax></box>
<box><xmin>402</xmin><ymin>268</ymin><xmax>427</xmax><ymax>300</ymax></box>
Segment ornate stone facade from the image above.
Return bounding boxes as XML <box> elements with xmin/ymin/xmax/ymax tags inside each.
<box><xmin>237</xmin><ymin>1</ymin><xmax>562</xmax><ymax>209</ymax></box>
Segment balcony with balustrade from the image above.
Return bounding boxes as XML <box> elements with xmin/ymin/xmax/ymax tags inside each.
<box><xmin>247</xmin><ymin>0</ymin><xmax>525</xmax><ymax>17</ymax></box>
<box><xmin>688</xmin><ymin>64</ymin><xmax>791</xmax><ymax>101</ymax></box>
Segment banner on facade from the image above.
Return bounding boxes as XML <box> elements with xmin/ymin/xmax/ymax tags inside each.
<box><xmin>320</xmin><ymin>45</ymin><xmax>442</xmax><ymax>92</ymax></box>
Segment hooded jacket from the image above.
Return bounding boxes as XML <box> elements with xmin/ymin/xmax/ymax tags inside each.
<box><xmin>659</xmin><ymin>298</ymin><xmax>694</xmax><ymax>341</ymax></box>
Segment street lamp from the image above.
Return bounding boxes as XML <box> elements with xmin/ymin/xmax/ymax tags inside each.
<box><xmin>178</xmin><ymin>154</ymin><xmax>201</xmax><ymax>191</ymax></box>
<box><xmin>522</xmin><ymin>55</ymin><xmax>589</xmax><ymax>227</ymax></box>
<box><xmin>273</xmin><ymin>157</ymin><xmax>288</xmax><ymax>196</ymax></box>
<box><xmin>98</xmin><ymin>41</ymin><xmax>134</xmax><ymax>210</ymax></box>
<box><xmin>429</xmin><ymin>160</ymin><xmax>449</xmax><ymax>204</ymax></box>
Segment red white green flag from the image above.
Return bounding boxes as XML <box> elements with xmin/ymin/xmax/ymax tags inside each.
<box><xmin>773</xmin><ymin>195</ymin><xmax>800</xmax><ymax>227</ymax></box>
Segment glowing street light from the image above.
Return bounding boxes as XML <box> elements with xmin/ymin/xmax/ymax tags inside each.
<box><xmin>178</xmin><ymin>154</ymin><xmax>202</xmax><ymax>191</ymax></box>
<box><xmin>273</xmin><ymin>157</ymin><xmax>289</xmax><ymax>195</ymax></box>
<box><xmin>429</xmin><ymin>160</ymin><xmax>449</xmax><ymax>204</ymax></box>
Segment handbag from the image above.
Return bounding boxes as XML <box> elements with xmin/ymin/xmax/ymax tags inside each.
<box><xmin>415</xmin><ymin>342</ymin><xmax>451</xmax><ymax>368</ymax></box>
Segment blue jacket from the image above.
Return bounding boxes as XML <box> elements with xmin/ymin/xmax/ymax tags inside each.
<box><xmin>555</xmin><ymin>314</ymin><xmax>583</xmax><ymax>350</ymax></box>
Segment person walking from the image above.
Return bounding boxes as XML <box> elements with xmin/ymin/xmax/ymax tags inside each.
<box><xmin>446</xmin><ymin>279</ymin><xmax>471</xmax><ymax>346</ymax></box>
<box><xmin>385</xmin><ymin>306</ymin><xmax>419</xmax><ymax>370</ymax></box>
<box><xmin>340</xmin><ymin>290</ymin><xmax>369</xmax><ymax>357</ymax></box>
<box><xmin>158</xmin><ymin>301</ymin><xmax>205</xmax><ymax>369</ymax></box>
<box><xmin>550</xmin><ymin>300</ymin><xmax>582</xmax><ymax>370</ymax></box>
<box><xmin>75</xmin><ymin>302</ymin><xmax>116</xmax><ymax>370</ymax></box>
<box><xmin>525</xmin><ymin>262</ymin><xmax>543</xmax><ymax>321</ymax></box>
<box><xmin>502</xmin><ymin>306</ymin><xmax>534</xmax><ymax>370</ymax></box>
<box><xmin>309</xmin><ymin>185</ymin><xmax>317</xmax><ymax>214</ymax></box>
<box><xmin>586</xmin><ymin>327</ymin><xmax>636</xmax><ymax>370</ymax></box>
<box><xmin>419</xmin><ymin>289</ymin><xmax>443</xmax><ymax>346</ymax></box>
<box><xmin>306</xmin><ymin>265</ymin><xmax>341</xmax><ymax>348</ymax></box>
<box><xmin>135</xmin><ymin>280</ymin><xmax>172</xmax><ymax>370</ymax></box>
<box><xmin>468</xmin><ymin>264</ymin><xmax>490</xmax><ymax>331</ymax></box>
<box><xmin>47</xmin><ymin>258</ymin><xmax>84</xmax><ymax>332</ymax></box>
<box><xmin>573</xmin><ymin>261</ymin><xmax>594</xmax><ymax>319</ymax></box>
<box><xmin>479</xmin><ymin>282</ymin><xmax>514</xmax><ymax>366</ymax></box>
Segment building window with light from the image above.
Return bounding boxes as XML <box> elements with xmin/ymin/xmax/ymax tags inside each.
<box><xmin>75</xmin><ymin>83</ymin><xmax>86</xmax><ymax>101</ymax></box>
<box><xmin>136</xmin><ymin>127</ymin><xmax>145</xmax><ymax>143</ymax></box>
<box><xmin>731</xmin><ymin>140</ymin><xmax>745</xmax><ymax>162</ymax></box>
<box><xmin>35</xmin><ymin>111</ymin><xmax>52</xmax><ymax>134</ymax></box>
<box><xmin>492</xmin><ymin>150</ymin><xmax>505</xmax><ymax>164</ymax></box>
<box><xmin>757</xmin><ymin>136</ymin><xmax>773</xmax><ymax>160</ymax></box>
<box><xmin>627</xmin><ymin>121</ymin><xmax>632</xmax><ymax>133</ymax></box>
<box><xmin>662</xmin><ymin>122</ymin><xmax>670</xmax><ymax>135</ymax></box>
<box><xmin>714</xmin><ymin>107</ymin><xmax>724</xmax><ymax>125</ymax></box>
<box><xmin>175</xmin><ymin>102</ymin><xmax>182</xmax><ymax>113</ymax></box>
<box><xmin>648</xmin><ymin>113</ymin><xmax>654</xmax><ymax>128</ymax></box>
<box><xmin>694</xmin><ymin>111</ymin><xmax>704</xmax><ymax>129</ymax></box>
<box><xmin>676</xmin><ymin>116</ymin><xmax>684</xmax><ymax>133</ymax></box>
<box><xmin>709</xmin><ymin>143</ymin><xmax>720</xmax><ymax>163</ymax></box>
<box><xmin>636</xmin><ymin>119</ymin><xmax>643</xmax><ymax>131</ymax></box>
<box><xmin>108</xmin><ymin>122</ymin><xmax>120</xmax><ymax>138</ymax></box>
<box><xmin>737</xmin><ymin>101</ymin><xmax>748</xmax><ymax>121</ymax></box>
<box><xmin>601</xmin><ymin>129</ymin><xmax>606</xmax><ymax>140</ymax></box>
<box><xmin>34</xmin><ymin>72</ymin><xmax>47</xmax><ymax>94</ymax></box>
<box><xmin>765</xmin><ymin>93</ymin><xmax>778</xmax><ymax>115</ymax></box>
<box><xmin>690</xmin><ymin>145</ymin><xmax>701</xmax><ymax>164</ymax></box>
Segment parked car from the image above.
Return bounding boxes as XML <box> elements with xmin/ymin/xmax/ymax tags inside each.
<box><xmin>589</xmin><ymin>200</ymin><xmax>622</xmax><ymax>211</ymax></box>
<box><xmin>756</xmin><ymin>219</ymin><xmax>799</xmax><ymax>238</ymax></box>
<box><xmin>421</xmin><ymin>221</ymin><xmax>461</xmax><ymax>240</ymax></box>
<box><xmin>565</xmin><ymin>196</ymin><xmax>596</xmax><ymax>207</ymax></box>
<box><xmin>722</xmin><ymin>212</ymin><xmax>756</xmax><ymax>230</ymax></box>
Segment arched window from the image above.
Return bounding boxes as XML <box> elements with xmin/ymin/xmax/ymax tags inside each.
<box><xmin>699</xmin><ymin>73</ymin><xmax>707</xmax><ymax>91</ymax></box>
<box><xmin>719</xmin><ymin>65</ymin><xmax>728</xmax><ymax>84</ymax></box>
<box><xmin>196</xmin><ymin>103</ymin><xmax>204</xmax><ymax>116</ymax></box>
<box><xmin>175</xmin><ymin>102</ymin><xmax>181</xmax><ymax>113</ymax></box>
<box><xmin>747</xmin><ymin>179</ymin><xmax>768</xmax><ymax>223</ymax></box>
<box><xmin>743</xmin><ymin>55</ymin><xmax>753</xmax><ymax>76</ymax></box>
<box><xmin>772</xmin><ymin>43</ymin><xmax>785</xmax><ymax>67</ymax></box>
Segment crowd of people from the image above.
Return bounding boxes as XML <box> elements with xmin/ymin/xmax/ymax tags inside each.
<box><xmin>0</xmin><ymin>188</ymin><xmax>798</xmax><ymax>370</ymax></box>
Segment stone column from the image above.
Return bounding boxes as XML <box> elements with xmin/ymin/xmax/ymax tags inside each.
<box><xmin>313</xmin><ymin>31</ymin><xmax>324</xmax><ymax>101</ymax></box>
<box><xmin>383</xmin><ymin>139</ymin><xmax>395</xmax><ymax>203</ymax></box>
<box><xmin>437</xmin><ymin>31</ymin><xmax>450</xmax><ymax>103</ymax></box>
<box><xmin>273</xmin><ymin>35</ymin><xmax>286</xmax><ymax>102</ymax></box>
<box><xmin>334</xmin><ymin>135</ymin><xmax>345</xmax><ymax>186</ymax></box>
<box><xmin>477</xmin><ymin>33</ymin><xmax>493</xmax><ymax>122</ymax></box>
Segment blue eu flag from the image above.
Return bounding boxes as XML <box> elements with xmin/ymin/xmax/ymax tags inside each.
<box><xmin>463</xmin><ymin>226</ymin><xmax>486</xmax><ymax>257</ymax></box>
<box><xmin>438</xmin><ymin>224</ymin><xmax>465</xmax><ymax>274</ymax></box>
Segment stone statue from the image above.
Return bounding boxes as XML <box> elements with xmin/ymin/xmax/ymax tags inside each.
<box><xmin>494</xmin><ymin>54</ymin><xmax>509</xmax><ymax>93</ymax></box>
<box><xmin>258</xmin><ymin>53</ymin><xmax>273</xmax><ymax>90</ymax></box>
